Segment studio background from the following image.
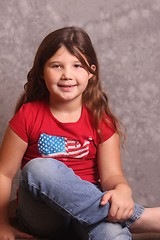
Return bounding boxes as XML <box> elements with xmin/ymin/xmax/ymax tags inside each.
<box><xmin>0</xmin><ymin>0</ymin><xmax>160</xmax><ymax>206</ymax></box>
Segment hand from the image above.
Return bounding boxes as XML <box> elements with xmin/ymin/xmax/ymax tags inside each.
<box><xmin>0</xmin><ymin>223</ymin><xmax>33</xmax><ymax>240</ymax></box>
<box><xmin>101</xmin><ymin>184</ymin><xmax>134</xmax><ymax>222</ymax></box>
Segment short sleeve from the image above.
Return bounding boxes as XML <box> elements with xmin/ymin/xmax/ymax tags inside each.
<box><xmin>9</xmin><ymin>104</ymin><xmax>31</xmax><ymax>142</ymax></box>
<box><xmin>98</xmin><ymin>115</ymin><xmax>115</xmax><ymax>143</ymax></box>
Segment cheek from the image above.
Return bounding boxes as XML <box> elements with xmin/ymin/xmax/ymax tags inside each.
<box><xmin>82</xmin><ymin>78</ymin><xmax>90</xmax><ymax>90</ymax></box>
<box><xmin>44</xmin><ymin>72</ymin><xmax>56</xmax><ymax>84</ymax></box>
<box><xmin>80</xmin><ymin>71</ymin><xmax>91</xmax><ymax>81</ymax></box>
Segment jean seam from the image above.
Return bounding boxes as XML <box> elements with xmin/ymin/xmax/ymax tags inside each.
<box><xmin>88</xmin><ymin>231</ymin><xmax>96</xmax><ymax>240</ymax></box>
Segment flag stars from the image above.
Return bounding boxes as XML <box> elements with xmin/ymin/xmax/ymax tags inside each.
<box><xmin>38</xmin><ymin>133</ymin><xmax>66</xmax><ymax>156</ymax></box>
<box><xmin>38</xmin><ymin>133</ymin><xmax>90</xmax><ymax>159</ymax></box>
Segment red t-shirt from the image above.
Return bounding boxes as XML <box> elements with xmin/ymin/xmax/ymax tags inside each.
<box><xmin>9</xmin><ymin>99</ymin><xmax>115</xmax><ymax>184</ymax></box>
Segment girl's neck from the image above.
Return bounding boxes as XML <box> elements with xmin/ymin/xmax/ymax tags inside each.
<box><xmin>49</xmin><ymin>98</ymin><xmax>83</xmax><ymax>123</ymax></box>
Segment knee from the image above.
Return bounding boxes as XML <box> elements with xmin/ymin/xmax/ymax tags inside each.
<box><xmin>19</xmin><ymin>158</ymin><xmax>73</xmax><ymax>200</ymax></box>
<box><xmin>20</xmin><ymin>158</ymin><xmax>66</xmax><ymax>185</ymax></box>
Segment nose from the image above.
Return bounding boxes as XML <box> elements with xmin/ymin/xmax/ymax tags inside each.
<box><xmin>61</xmin><ymin>67</ymin><xmax>72</xmax><ymax>80</ymax></box>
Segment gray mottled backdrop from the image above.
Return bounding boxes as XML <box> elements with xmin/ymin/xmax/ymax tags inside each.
<box><xmin>0</xmin><ymin>0</ymin><xmax>160</xmax><ymax>206</ymax></box>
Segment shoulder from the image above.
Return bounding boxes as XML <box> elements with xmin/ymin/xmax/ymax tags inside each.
<box><xmin>10</xmin><ymin>98</ymin><xmax>49</xmax><ymax>128</ymax></box>
<box><xmin>9</xmin><ymin>98</ymin><xmax>49</xmax><ymax>142</ymax></box>
<box><xmin>17</xmin><ymin>98</ymin><xmax>48</xmax><ymax>116</ymax></box>
<box><xmin>98</xmin><ymin>114</ymin><xmax>116</xmax><ymax>143</ymax></box>
<box><xmin>83</xmin><ymin>106</ymin><xmax>115</xmax><ymax>143</ymax></box>
<box><xmin>23</xmin><ymin>98</ymin><xmax>48</xmax><ymax>110</ymax></box>
<box><xmin>99</xmin><ymin>114</ymin><xmax>115</xmax><ymax>129</ymax></box>
<box><xmin>83</xmin><ymin>105</ymin><xmax>114</xmax><ymax>131</ymax></box>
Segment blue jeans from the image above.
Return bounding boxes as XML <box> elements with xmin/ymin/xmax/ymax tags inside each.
<box><xmin>17</xmin><ymin>158</ymin><xmax>144</xmax><ymax>240</ymax></box>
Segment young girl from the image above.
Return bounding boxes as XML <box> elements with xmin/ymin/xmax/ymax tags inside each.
<box><xmin>0</xmin><ymin>26</ymin><xmax>160</xmax><ymax>240</ymax></box>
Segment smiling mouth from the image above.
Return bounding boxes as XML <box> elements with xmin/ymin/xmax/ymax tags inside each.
<box><xmin>58</xmin><ymin>84</ymin><xmax>77</xmax><ymax>88</ymax></box>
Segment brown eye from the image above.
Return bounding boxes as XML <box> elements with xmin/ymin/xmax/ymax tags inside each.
<box><xmin>74</xmin><ymin>64</ymin><xmax>82</xmax><ymax>68</ymax></box>
<box><xmin>52</xmin><ymin>64</ymin><xmax>61</xmax><ymax>68</ymax></box>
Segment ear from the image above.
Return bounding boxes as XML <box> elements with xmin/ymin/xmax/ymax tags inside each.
<box><xmin>88</xmin><ymin>64</ymin><xmax>96</xmax><ymax>79</ymax></box>
<box><xmin>91</xmin><ymin>64</ymin><xmax>96</xmax><ymax>71</ymax></box>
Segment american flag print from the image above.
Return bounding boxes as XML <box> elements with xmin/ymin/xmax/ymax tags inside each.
<box><xmin>38</xmin><ymin>133</ymin><xmax>91</xmax><ymax>159</ymax></box>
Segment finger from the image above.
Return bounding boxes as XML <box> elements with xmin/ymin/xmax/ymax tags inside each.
<box><xmin>129</xmin><ymin>208</ymin><xmax>134</xmax><ymax>217</ymax></box>
<box><xmin>119</xmin><ymin>208</ymin><xmax>134</xmax><ymax>221</ymax></box>
<box><xmin>101</xmin><ymin>192</ymin><xmax>112</xmax><ymax>206</ymax></box>
<box><xmin>115</xmin><ymin>207</ymin><xmax>126</xmax><ymax>221</ymax></box>
<box><xmin>126</xmin><ymin>208</ymin><xmax>134</xmax><ymax>219</ymax></box>
<box><xmin>107</xmin><ymin>204</ymin><xmax>119</xmax><ymax>221</ymax></box>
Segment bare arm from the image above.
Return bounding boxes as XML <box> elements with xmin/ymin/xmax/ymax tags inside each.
<box><xmin>98</xmin><ymin>133</ymin><xmax>128</xmax><ymax>190</ymax></box>
<box><xmin>0</xmin><ymin>126</ymin><xmax>33</xmax><ymax>239</ymax></box>
<box><xmin>98</xmin><ymin>133</ymin><xmax>134</xmax><ymax>222</ymax></box>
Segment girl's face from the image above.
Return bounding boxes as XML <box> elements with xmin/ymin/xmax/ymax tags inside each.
<box><xmin>43</xmin><ymin>46</ymin><xmax>93</xmax><ymax>105</ymax></box>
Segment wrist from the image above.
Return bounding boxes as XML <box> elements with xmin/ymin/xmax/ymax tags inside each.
<box><xmin>116</xmin><ymin>183</ymin><xmax>132</xmax><ymax>194</ymax></box>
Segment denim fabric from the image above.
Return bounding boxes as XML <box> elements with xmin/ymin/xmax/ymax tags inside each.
<box><xmin>17</xmin><ymin>187</ymin><xmax>70</xmax><ymax>238</ymax></box>
<box><xmin>18</xmin><ymin>158</ymin><xmax>144</xmax><ymax>239</ymax></box>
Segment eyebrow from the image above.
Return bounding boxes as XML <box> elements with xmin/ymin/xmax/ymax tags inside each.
<box><xmin>48</xmin><ymin>60</ymin><xmax>82</xmax><ymax>64</ymax></box>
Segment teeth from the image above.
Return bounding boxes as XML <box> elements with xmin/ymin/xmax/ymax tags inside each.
<box><xmin>59</xmin><ymin>85</ymin><xmax>74</xmax><ymax>87</ymax></box>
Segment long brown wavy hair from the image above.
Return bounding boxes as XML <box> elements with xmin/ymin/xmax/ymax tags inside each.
<box><xmin>15</xmin><ymin>26</ymin><xmax>123</xmax><ymax>137</ymax></box>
